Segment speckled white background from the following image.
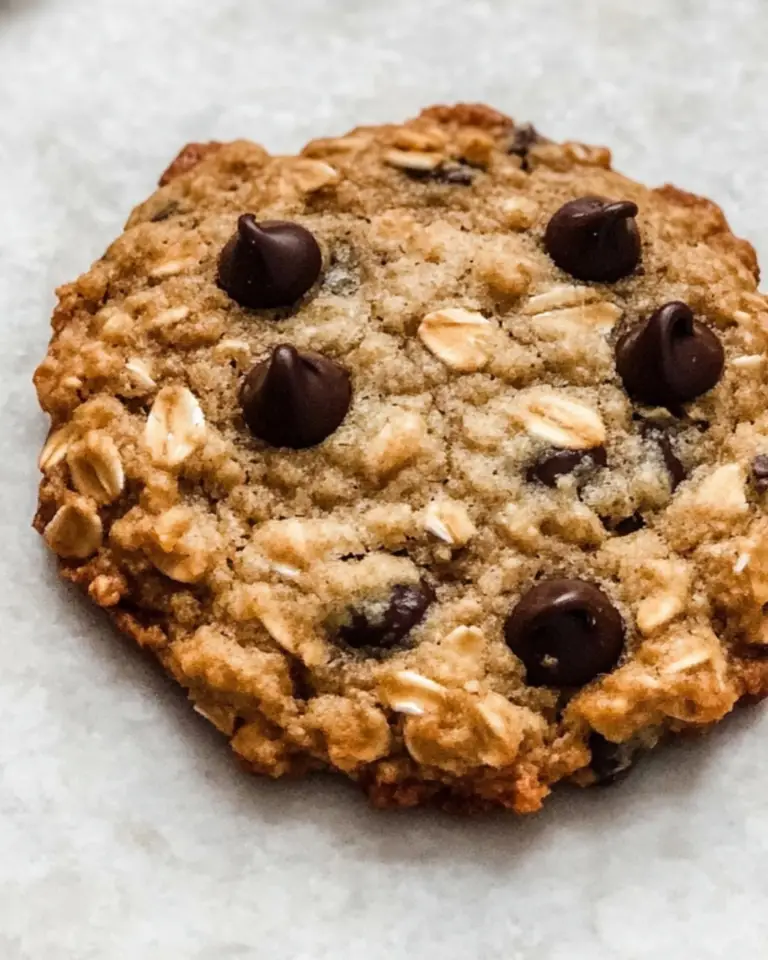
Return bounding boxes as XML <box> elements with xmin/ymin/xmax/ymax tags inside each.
<box><xmin>1</xmin><ymin>0</ymin><xmax>767</xmax><ymax>956</ymax></box>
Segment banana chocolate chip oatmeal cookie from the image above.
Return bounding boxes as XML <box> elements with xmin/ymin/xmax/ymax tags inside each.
<box><xmin>34</xmin><ymin>104</ymin><xmax>768</xmax><ymax>813</ymax></box>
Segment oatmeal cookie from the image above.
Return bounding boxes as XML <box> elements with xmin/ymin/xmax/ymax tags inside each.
<box><xmin>34</xmin><ymin>104</ymin><xmax>768</xmax><ymax>813</ymax></box>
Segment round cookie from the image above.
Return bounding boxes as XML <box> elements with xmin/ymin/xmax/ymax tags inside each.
<box><xmin>34</xmin><ymin>104</ymin><xmax>768</xmax><ymax>813</ymax></box>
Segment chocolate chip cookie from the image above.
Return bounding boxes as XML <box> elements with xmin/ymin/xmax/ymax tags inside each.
<box><xmin>33</xmin><ymin>104</ymin><xmax>768</xmax><ymax>813</ymax></box>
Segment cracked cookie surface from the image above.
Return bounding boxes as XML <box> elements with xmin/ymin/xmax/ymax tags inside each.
<box><xmin>34</xmin><ymin>103</ymin><xmax>768</xmax><ymax>813</ymax></box>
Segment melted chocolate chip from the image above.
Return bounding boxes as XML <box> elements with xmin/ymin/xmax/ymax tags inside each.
<box><xmin>403</xmin><ymin>162</ymin><xmax>475</xmax><ymax>185</ymax></box>
<box><xmin>218</xmin><ymin>214</ymin><xmax>322</xmax><ymax>309</ymax></box>
<box><xmin>507</xmin><ymin>122</ymin><xmax>542</xmax><ymax>159</ymax></box>
<box><xmin>240</xmin><ymin>344</ymin><xmax>351</xmax><ymax>448</ymax></box>
<box><xmin>338</xmin><ymin>581</ymin><xmax>435</xmax><ymax>651</ymax></box>
<box><xmin>616</xmin><ymin>302</ymin><xmax>724</xmax><ymax>407</ymax></box>
<box><xmin>434</xmin><ymin>163</ymin><xmax>475</xmax><ymax>185</ymax></box>
<box><xmin>289</xmin><ymin>660</ymin><xmax>315</xmax><ymax>701</ymax></box>
<box><xmin>602</xmin><ymin>512</ymin><xmax>645</xmax><ymax>536</ymax></box>
<box><xmin>737</xmin><ymin>641</ymin><xmax>768</xmax><ymax>660</ymax></box>
<box><xmin>752</xmin><ymin>455</ymin><xmax>768</xmax><ymax>492</ymax></box>
<box><xmin>504</xmin><ymin>579</ymin><xmax>625</xmax><ymax>687</ymax></box>
<box><xmin>544</xmin><ymin>196</ymin><xmax>640</xmax><ymax>282</ymax></box>
<box><xmin>527</xmin><ymin>446</ymin><xmax>607</xmax><ymax>487</ymax></box>
<box><xmin>588</xmin><ymin>733</ymin><xmax>636</xmax><ymax>785</ymax></box>
<box><xmin>656</xmin><ymin>434</ymin><xmax>686</xmax><ymax>490</ymax></box>
<box><xmin>640</xmin><ymin>422</ymin><xmax>686</xmax><ymax>490</ymax></box>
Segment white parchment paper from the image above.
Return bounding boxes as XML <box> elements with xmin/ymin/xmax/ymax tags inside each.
<box><xmin>1</xmin><ymin>1</ymin><xmax>767</xmax><ymax>956</ymax></box>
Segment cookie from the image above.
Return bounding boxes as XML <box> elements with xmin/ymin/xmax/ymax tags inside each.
<box><xmin>33</xmin><ymin>104</ymin><xmax>768</xmax><ymax>813</ymax></box>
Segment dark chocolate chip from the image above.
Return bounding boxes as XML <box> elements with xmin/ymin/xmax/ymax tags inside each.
<box><xmin>288</xmin><ymin>659</ymin><xmax>315</xmax><ymax>701</ymax></box>
<box><xmin>240</xmin><ymin>343</ymin><xmax>351</xmax><ymax>449</ymax></box>
<box><xmin>402</xmin><ymin>162</ymin><xmax>475</xmax><ymax>185</ymax></box>
<box><xmin>615</xmin><ymin>301</ymin><xmax>724</xmax><ymax>407</ymax></box>
<box><xmin>588</xmin><ymin>733</ymin><xmax>636</xmax><ymax>786</ymax></box>
<box><xmin>640</xmin><ymin>422</ymin><xmax>686</xmax><ymax>490</ymax></box>
<box><xmin>218</xmin><ymin>214</ymin><xmax>322</xmax><ymax>309</ymax></box>
<box><xmin>656</xmin><ymin>434</ymin><xmax>686</xmax><ymax>490</ymax></box>
<box><xmin>737</xmin><ymin>642</ymin><xmax>768</xmax><ymax>660</ymax></box>
<box><xmin>527</xmin><ymin>446</ymin><xmax>607</xmax><ymax>487</ymax></box>
<box><xmin>504</xmin><ymin>579</ymin><xmax>625</xmax><ymax>687</ymax></box>
<box><xmin>602</xmin><ymin>512</ymin><xmax>645</xmax><ymax>536</ymax></box>
<box><xmin>752</xmin><ymin>455</ymin><xmax>768</xmax><ymax>492</ymax></box>
<box><xmin>434</xmin><ymin>163</ymin><xmax>475</xmax><ymax>185</ymax></box>
<box><xmin>544</xmin><ymin>196</ymin><xmax>640</xmax><ymax>282</ymax></box>
<box><xmin>338</xmin><ymin>581</ymin><xmax>435</xmax><ymax>651</ymax></box>
<box><xmin>507</xmin><ymin>122</ymin><xmax>542</xmax><ymax>159</ymax></box>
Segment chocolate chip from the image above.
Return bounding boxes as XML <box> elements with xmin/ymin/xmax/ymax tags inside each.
<box><xmin>640</xmin><ymin>422</ymin><xmax>686</xmax><ymax>490</ymax></box>
<box><xmin>218</xmin><ymin>214</ymin><xmax>322</xmax><ymax>309</ymax></box>
<box><xmin>752</xmin><ymin>455</ymin><xmax>768</xmax><ymax>492</ymax></box>
<box><xmin>288</xmin><ymin>659</ymin><xmax>315</xmax><ymax>701</ymax></box>
<box><xmin>434</xmin><ymin>163</ymin><xmax>475</xmax><ymax>185</ymax></box>
<box><xmin>403</xmin><ymin>162</ymin><xmax>475</xmax><ymax>185</ymax></box>
<box><xmin>338</xmin><ymin>581</ymin><xmax>435</xmax><ymax>651</ymax></box>
<box><xmin>616</xmin><ymin>302</ymin><xmax>724</xmax><ymax>407</ymax></box>
<box><xmin>504</xmin><ymin>579</ymin><xmax>625</xmax><ymax>687</ymax></box>
<box><xmin>507</xmin><ymin>122</ymin><xmax>542</xmax><ymax>159</ymax></box>
<box><xmin>656</xmin><ymin>434</ymin><xmax>686</xmax><ymax>490</ymax></box>
<box><xmin>602</xmin><ymin>512</ymin><xmax>645</xmax><ymax>536</ymax></box>
<box><xmin>527</xmin><ymin>446</ymin><xmax>607</xmax><ymax>487</ymax></box>
<box><xmin>240</xmin><ymin>344</ymin><xmax>351</xmax><ymax>448</ymax></box>
<box><xmin>588</xmin><ymin>733</ymin><xmax>636</xmax><ymax>786</ymax></box>
<box><xmin>544</xmin><ymin>196</ymin><xmax>640</xmax><ymax>282</ymax></box>
<box><xmin>737</xmin><ymin>641</ymin><xmax>768</xmax><ymax>660</ymax></box>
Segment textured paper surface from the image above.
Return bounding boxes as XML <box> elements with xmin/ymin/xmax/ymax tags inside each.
<box><xmin>1</xmin><ymin>0</ymin><xmax>767</xmax><ymax>956</ymax></box>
